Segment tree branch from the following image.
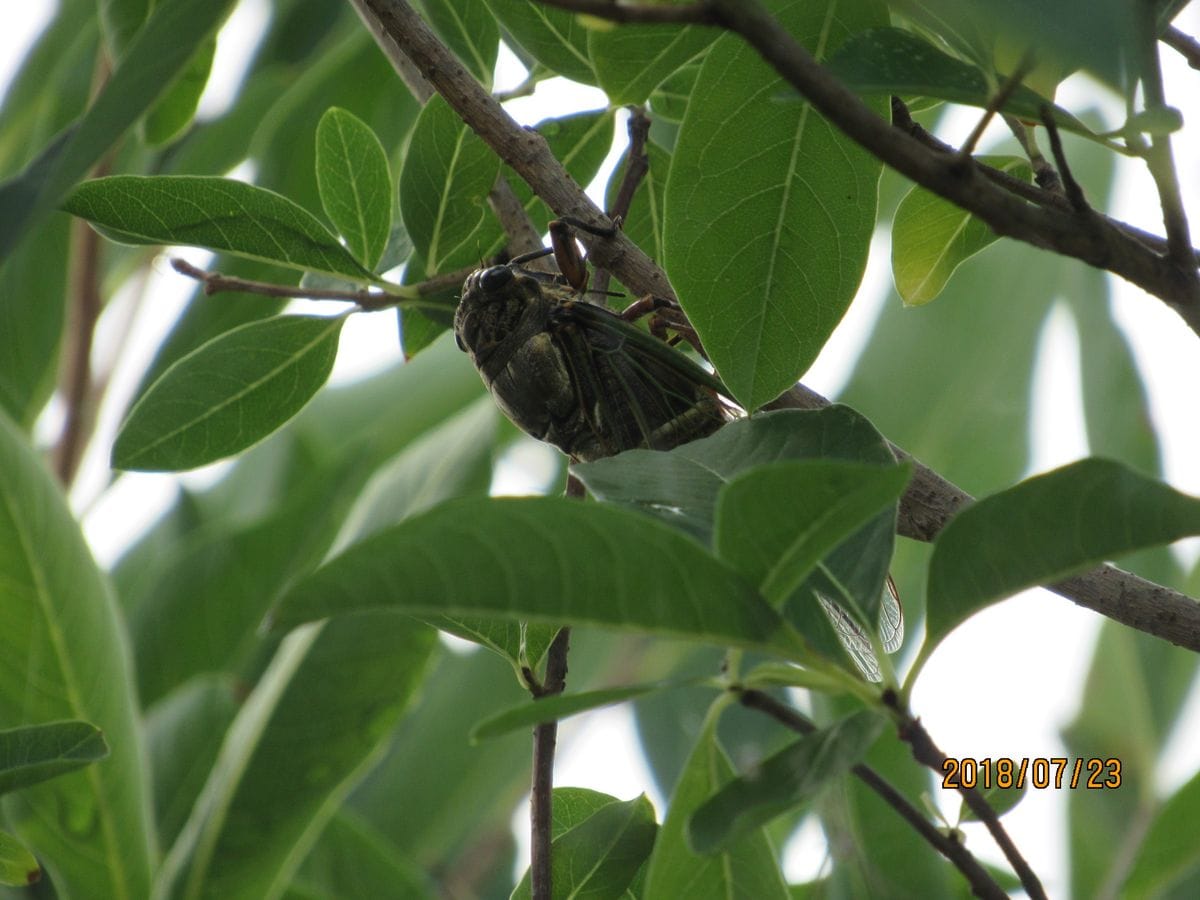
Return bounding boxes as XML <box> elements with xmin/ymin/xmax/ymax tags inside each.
<box><xmin>354</xmin><ymin>0</ymin><xmax>1200</xmax><ymax>655</ymax></box>
<box><xmin>532</xmin><ymin>0</ymin><xmax>1200</xmax><ymax>336</ymax></box>
<box><xmin>888</xmin><ymin>698</ymin><xmax>1047</xmax><ymax>900</ymax></box>
<box><xmin>529</xmin><ymin>626</ymin><xmax>571</xmax><ymax>900</ymax></box>
<box><xmin>737</xmin><ymin>689</ymin><xmax>1010</xmax><ymax>900</ymax></box>
<box><xmin>1162</xmin><ymin>25</ymin><xmax>1200</xmax><ymax>70</ymax></box>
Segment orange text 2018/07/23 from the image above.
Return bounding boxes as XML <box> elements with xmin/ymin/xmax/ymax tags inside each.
<box><xmin>940</xmin><ymin>757</ymin><xmax>1122</xmax><ymax>790</ymax></box>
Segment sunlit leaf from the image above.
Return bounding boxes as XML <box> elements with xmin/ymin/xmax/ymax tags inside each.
<box><xmin>64</xmin><ymin>175</ymin><xmax>376</xmax><ymax>280</ymax></box>
<box><xmin>315</xmin><ymin>108</ymin><xmax>392</xmax><ymax>269</ymax></box>
<box><xmin>926</xmin><ymin>459</ymin><xmax>1200</xmax><ymax>655</ymax></box>
<box><xmin>664</xmin><ymin>0</ymin><xmax>886</xmax><ymax>410</ymax></box>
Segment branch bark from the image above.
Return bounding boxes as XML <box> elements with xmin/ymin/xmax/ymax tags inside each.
<box><xmin>352</xmin><ymin>0</ymin><xmax>1200</xmax><ymax>649</ymax></box>
<box><xmin>533</xmin><ymin>0</ymin><xmax>1200</xmax><ymax>337</ymax></box>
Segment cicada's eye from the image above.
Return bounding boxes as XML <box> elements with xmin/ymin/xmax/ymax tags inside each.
<box><xmin>479</xmin><ymin>265</ymin><xmax>514</xmax><ymax>292</ymax></box>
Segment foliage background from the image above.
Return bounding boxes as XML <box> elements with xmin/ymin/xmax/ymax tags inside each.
<box><xmin>3</xmin><ymin>0</ymin><xmax>1200</xmax><ymax>897</ymax></box>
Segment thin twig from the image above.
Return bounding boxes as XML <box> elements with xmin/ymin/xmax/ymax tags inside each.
<box><xmin>168</xmin><ymin>257</ymin><xmax>466</xmax><ymax>312</ymax></box>
<box><xmin>1138</xmin><ymin>9</ymin><xmax>1196</xmax><ymax>269</ymax></box>
<box><xmin>55</xmin><ymin>204</ymin><xmax>106</xmax><ymax>485</ymax></box>
<box><xmin>1039</xmin><ymin>107</ymin><xmax>1089</xmax><ymax>214</ymax></box>
<box><xmin>887</xmin><ymin>698</ymin><xmax>1047</xmax><ymax>900</ymax></box>
<box><xmin>958</xmin><ymin>52</ymin><xmax>1035</xmax><ymax>159</ymax></box>
<box><xmin>737</xmin><ymin>689</ymin><xmax>1009</xmax><ymax>900</ymax></box>
<box><xmin>891</xmin><ymin>97</ymin><xmax>1200</xmax><ymax>262</ymax></box>
<box><xmin>1162</xmin><ymin>25</ymin><xmax>1200</xmax><ymax>71</ymax></box>
<box><xmin>530</xmin><ymin>627</ymin><xmax>571</xmax><ymax>900</ymax></box>
<box><xmin>592</xmin><ymin>107</ymin><xmax>652</xmax><ymax>297</ymax></box>
<box><xmin>1003</xmin><ymin>114</ymin><xmax>1061</xmax><ymax>192</ymax></box>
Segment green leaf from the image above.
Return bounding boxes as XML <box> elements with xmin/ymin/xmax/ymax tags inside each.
<box><xmin>269</xmin><ymin>496</ymin><xmax>801</xmax><ymax>658</ymax></box>
<box><xmin>926</xmin><ymin>458</ymin><xmax>1200</xmax><ymax>654</ymax></box>
<box><xmin>471</xmin><ymin>681</ymin><xmax>694</xmax><ymax>742</ymax></box>
<box><xmin>0</xmin><ymin>721</ymin><xmax>109</xmax><ymax>795</ymax></box>
<box><xmin>315</xmin><ymin>108</ymin><xmax>392</xmax><ymax>269</ymax></box>
<box><xmin>715</xmin><ymin>460</ymin><xmax>911</xmax><ymax>607</ymax></box>
<box><xmin>687</xmin><ymin>709</ymin><xmax>886</xmax><ymax>854</ymax></box>
<box><xmin>289</xmin><ymin>812</ymin><xmax>435</xmax><ymax>899</ymax></box>
<box><xmin>644</xmin><ymin>714</ymin><xmax>790</xmax><ymax>899</ymax></box>
<box><xmin>588</xmin><ymin>22</ymin><xmax>715</xmax><ymax>104</ymax></box>
<box><xmin>511</xmin><ymin>795</ymin><xmax>658</xmax><ymax>899</ymax></box>
<box><xmin>146</xmin><ymin>677</ymin><xmax>239</xmax><ymax>849</ymax></box>
<box><xmin>418</xmin><ymin>0</ymin><xmax>500</xmax><ymax>86</ymax></box>
<box><xmin>825</xmin><ymin>27</ymin><xmax>1093</xmax><ymax>135</ymax></box>
<box><xmin>574</xmin><ymin>406</ymin><xmax>898</xmax><ymax>542</ymax></box>
<box><xmin>483</xmin><ymin>0</ymin><xmax>595</xmax><ymax>84</ymax></box>
<box><xmin>664</xmin><ymin>0</ymin><xmax>886</xmax><ymax>410</ymax></box>
<box><xmin>0</xmin><ymin>0</ymin><xmax>239</xmax><ymax>266</ymax></box>
<box><xmin>892</xmin><ymin>156</ymin><xmax>1032</xmax><ymax>306</ymax></box>
<box><xmin>0</xmin><ymin>410</ymin><xmax>153</xmax><ymax>899</ymax></box>
<box><xmin>156</xmin><ymin>614</ymin><xmax>436</xmax><ymax>900</ymax></box>
<box><xmin>399</xmin><ymin>95</ymin><xmax>500</xmax><ymax>273</ymax></box>
<box><xmin>113</xmin><ymin>314</ymin><xmax>345</xmax><ymax>472</ymax></box>
<box><xmin>1122</xmin><ymin>758</ymin><xmax>1200</xmax><ymax>894</ymax></box>
<box><xmin>551</xmin><ymin>787</ymin><xmax>622</xmax><ymax>839</ymax></box>
<box><xmin>143</xmin><ymin>36</ymin><xmax>216</xmax><ymax>146</ymax></box>
<box><xmin>0</xmin><ymin>217</ymin><xmax>71</xmax><ymax>428</ymax></box>
<box><xmin>0</xmin><ymin>831</ymin><xmax>40</xmax><ymax>888</ymax></box>
<box><xmin>63</xmin><ymin>175</ymin><xmax>377</xmax><ymax>281</ymax></box>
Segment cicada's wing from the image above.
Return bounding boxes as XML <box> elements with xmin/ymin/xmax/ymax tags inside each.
<box><xmin>879</xmin><ymin>575</ymin><xmax>905</xmax><ymax>654</ymax></box>
<box><xmin>817</xmin><ymin>578</ymin><xmax>904</xmax><ymax>683</ymax></box>
<box><xmin>549</xmin><ymin>299</ymin><xmax>731</xmax><ymax>458</ymax></box>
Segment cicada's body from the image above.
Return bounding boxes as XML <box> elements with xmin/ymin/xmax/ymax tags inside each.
<box><xmin>454</xmin><ymin>262</ymin><xmax>729</xmax><ymax>462</ymax></box>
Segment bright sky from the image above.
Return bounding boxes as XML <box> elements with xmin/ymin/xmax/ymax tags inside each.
<box><xmin>5</xmin><ymin>2</ymin><xmax>1200</xmax><ymax>894</ymax></box>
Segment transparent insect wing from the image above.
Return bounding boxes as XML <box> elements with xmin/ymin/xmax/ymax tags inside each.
<box><xmin>817</xmin><ymin>592</ymin><xmax>883</xmax><ymax>683</ymax></box>
<box><xmin>879</xmin><ymin>575</ymin><xmax>905</xmax><ymax>654</ymax></box>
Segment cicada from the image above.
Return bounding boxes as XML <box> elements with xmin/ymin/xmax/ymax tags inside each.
<box><xmin>454</xmin><ymin>221</ymin><xmax>732</xmax><ymax>462</ymax></box>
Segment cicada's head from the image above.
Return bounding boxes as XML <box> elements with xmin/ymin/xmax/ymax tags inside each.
<box><xmin>454</xmin><ymin>264</ymin><xmax>555</xmax><ymax>367</ymax></box>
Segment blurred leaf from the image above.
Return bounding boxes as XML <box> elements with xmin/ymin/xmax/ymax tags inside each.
<box><xmin>471</xmin><ymin>681</ymin><xmax>694</xmax><ymax>741</ymax></box>
<box><xmin>664</xmin><ymin>0</ymin><xmax>886</xmax><ymax>410</ymax></box>
<box><xmin>315</xmin><ymin>108</ymin><xmax>392</xmax><ymax>269</ymax></box>
<box><xmin>64</xmin><ymin>175</ymin><xmax>376</xmax><ymax>281</ymax></box>
<box><xmin>0</xmin><ymin>217</ymin><xmax>71</xmax><ymax>428</ymax></box>
<box><xmin>644</xmin><ymin>714</ymin><xmax>790</xmax><ymax>898</ymax></box>
<box><xmin>156</xmin><ymin>614</ymin><xmax>436</xmax><ymax>900</ymax></box>
<box><xmin>113</xmin><ymin>314</ymin><xmax>345</xmax><ymax>472</ymax></box>
<box><xmin>892</xmin><ymin>156</ymin><xmax>1032</xmax><ymax>306</ymax></box>
<box><xmin>0</xmin><ymin>721</ymin><xmax>108</xmax><ymax>795</ymax></box>
<box><xmin>288</xmin><ymin>812</ymin><xmax>434</xmax><ymax>900</ymax></box>
<box><xmin>926</xmin><ymin>459</ymin><xmax>1200</xmax><ymax>655</ymax></box>
<box><xmin>269</xmin><ymin>496</ymin><xmax>801</xmax><ymax>658</ymax></box>
<box><xmin>483</xmin><ymin>0</ymin><xmax>595</xmax><ymax>84</ymax></box>
<box><xmin>955</xmin><ymin>763</ymin><xmax>1028</xmax><ymax>823</ymax></box>
<box><xmin>145</xmin><ymin>677</ymin><xmax>239</xmax><ymax>849</ymax></box>
<box><xmin>1123</xmin><ymin>767</ymin><xmax>1200</xmax><ymax>896</ymax></box>
<box><xmin>143</xmin><ymin>36</ymin><xmax>216</xmax><ymax>146</ymax></box>
<box><xmin>511</xmin><ymin>795</ymin><xmax>657</xmax><ymax>899</ymax></box>
<box><xmin>649</xmin><ymin>58</ymin><xmax>702</xmax><ymax>125</ymax></box>
<box><xmin>127</xmin><ymin>338</ymin><xmax>487</xmax><ymax>705</ymax></box>
<box><xmin>589</xmin><ymin>22</ymin><xmax>715</xmax><ymax>104</ymax></box>
<box><xmin>399</xmin><ymin>95</ymin><xmax>500</xmax><ymax>273</ymax></box>
<box><xmin>715</xmin><ymin>460</ymin><xmax>910</xmax><ymax>607</ymax></box>
<box><xmin>826</xmin><ymin>28</ymin><xmax>1092</xmax><ymax>135</ymax></box>
<box><xmin>0</xmin><ymin>832</ymin><xmax>39</xmax><ymax>888</ymax></box>
<box><xmin>574</xmin><ymin>406</ymin><xmax>897</xmax><ymax>543</ymax></box>
<box><xmin>688</xmin><ymin>709</ymin><xmax>886</xmax><ymax>854</ymax></box>
<box><xmin>0</xmin><ymin>411</ymin><xmax>153</xmax><ymax>899</ymax></box>
<box><xmin>346</xmin><ymin>647</ymin><xmax>531</xmax><ymax>869</ymax></box>
<box><xmin>417</xmin><ymin>0</ymin><xmax>499</xmax><ymax>85</ymax></box>
<box><xmin>0</xmin><ymin>0</ymin><xmax>239</xmax><ymax>266</ymax></box>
